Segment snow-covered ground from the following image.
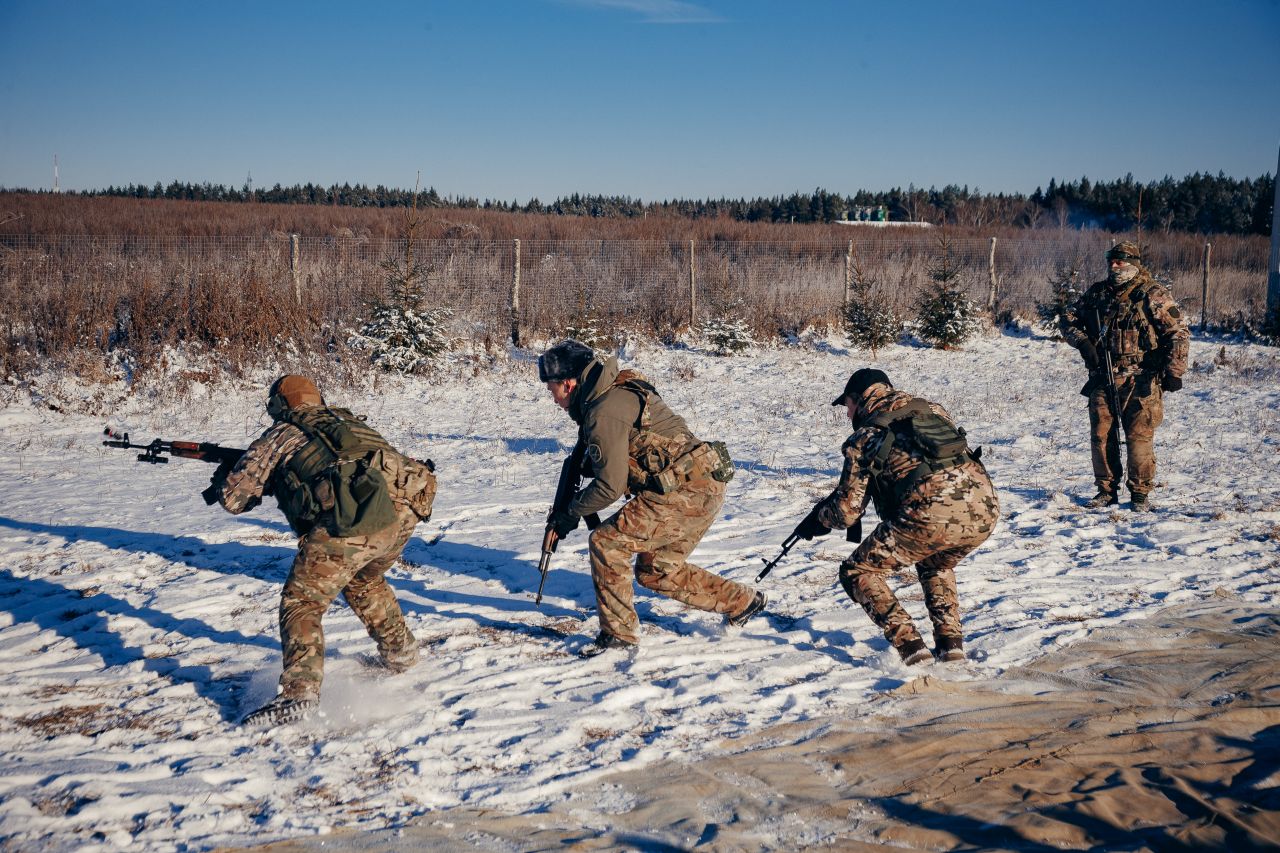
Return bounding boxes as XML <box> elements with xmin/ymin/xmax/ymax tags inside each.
<box><xmin>1</xmin><ymin>329</ymin><xmax>1278</xmax><ymax>851</ymax></box>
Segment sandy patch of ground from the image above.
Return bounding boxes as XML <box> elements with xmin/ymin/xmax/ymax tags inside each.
<box><xmin>245</xmin><ymin>596</ymin><xmax>1280</xmax><ymax>852</ymax></box>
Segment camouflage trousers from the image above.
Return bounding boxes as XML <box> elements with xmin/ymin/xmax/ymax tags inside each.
<box><xmin>278</xmin><ymin>507</ymin><xmax>418</xmax><ymax>700</ymax></box>
<box><xmin>840</xmin><ymin>462</ymin><xmax>999</xmax><ymax>649</ymax></box>
<box><xmin>1088</xmin><ymin>374</ymin><xmax>1164</xmax><ymax>497</ymax></box>
<box><xmin>588</xmin><ymin>477</ymin><xmax>755</xmax><ymax>645</ymax></box>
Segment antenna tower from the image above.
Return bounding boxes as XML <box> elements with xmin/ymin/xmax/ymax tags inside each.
<box><xmin>53</xmin><ymin>154</ymin><xmax>60</xmax><ymax>193</ymax></box>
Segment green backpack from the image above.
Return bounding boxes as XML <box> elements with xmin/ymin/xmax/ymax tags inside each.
<box><xmin>863</xmin><ymin>398</ymin><xmax>974</xmax><ymax>516</ymax></box>
<box><xmin>275</xmin><ymin>407</ymin><xmax>400</xmax><ymax>537</ymax></box>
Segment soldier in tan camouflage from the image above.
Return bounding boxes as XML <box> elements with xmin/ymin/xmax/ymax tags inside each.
<box><xmin>795</xmin><ymin>368</ymin><xmax>999</xmax><ymax>665</ymax></box>
<box><xmin>539</xmin><ymin>340</ymin><xmax>766</xmax><ymax>657</ymax></box>
<box><xmin>1060</xmin><ymin>241</ymin><xmax>1190</xmax><ymax>511</ymax></box>
<box><xmin>214</xmin><ymin>375</ymin><xmax>437</xmax><ymax>726</ymax></box>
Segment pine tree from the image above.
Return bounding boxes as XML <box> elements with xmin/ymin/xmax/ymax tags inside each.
<box><xmin>348</xmin><ymin>177</ymin><xmax>456</xmax><ymax>373</ymax></box>
<box><xmin>1036</xmin><ymin>255</ymin><xmax>1085</xmax><ymax>337</ymax></box>
<box><xmin>702</xmin><ymin>314</ymin><xmax>756</xmax><ymax>355</ymax></box>
<box><xmin>843</xmin><ymin>255</ymin><xmax>902</xmax><ymax>354</ymax></box>
<box><xmin>915</xmin><ymin>235</ymin><xmax>982</xmax><ymax>349</ymax></box>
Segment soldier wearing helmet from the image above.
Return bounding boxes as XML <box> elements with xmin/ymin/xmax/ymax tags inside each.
<box><xmin>1060</xmin><ymin>241</ymin><xmax>1190</xmax><ymax>511</ymax></box>
<box><xmin>538</xmin><ymin>340</ymin><xmax>766</xmax><ymax>657</ymax></box>
<box><xmin>213</xmin><ymin>375</ymin><xmax>437</xmax><ymax>727</ymax></box>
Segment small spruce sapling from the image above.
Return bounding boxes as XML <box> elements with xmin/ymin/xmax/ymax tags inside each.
<box><xmin>843</xmin><ymin>254</ymin><xmax>902</xmax><ymax>355</ymax></box>
<box><xmin>915</xmin><ymin>234</ymin><xmax>982</xmax><ymax>349</ymax></box>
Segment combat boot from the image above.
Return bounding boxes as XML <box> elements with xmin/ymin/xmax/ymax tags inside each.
<box><xmin>727</xmin><ymin>591</ymin><xmax>767</xmax><ymax>627</ymax></box>
<box><xmin>242</xmin><ymin>695</ymin><xmax>319</xmax><ymax>728</ymax></box>
<box><xmin>1130</xmin><ymin>493</ymin><xmax>1152</xmax><ymax>512</ymax></box>
<box><xmin>934</xmin><ymin>635</ymin><xmax>965</xmax><ymax>662</ymax></box>
<box><xmin>578</xmin><ymin>631</ymin><xmax>637</xmax><ymax>659</ymax></box>
<box><xmin>379</xmin><ymin>638</ymin><xmax>420</xmax><ymax>673</ymax></box>
<box><xmin>895</xmin><ymin>638</ymin><xmax>932</xmax><ymax>666</ymax></box>
<box><xmin>1086</xmin><ymin>491</ymin><xmax>1119</xmax><ymax>508</ymax></box>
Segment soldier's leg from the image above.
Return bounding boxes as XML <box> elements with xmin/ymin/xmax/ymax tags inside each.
<box><xmin>1088</xmin><ymin>388</ymin><xmax>1121</xmax><ymax>495</ymax></box>
<box><xmin>278</xmin><ymin>531</ymin><xmax>362</xmax><ymax>700</ymax></box>
<box><xmin>912</xmin><ymin>463</ymin><xmax>999</xmax><ymax>648</ymax></box>
<box><xmin>632</xmin><ymin>483</ymin><xmax>755</xmax><ymax>617</ymax></box>
<box><xmin>917</xmin><ymin>551</ymin><xmax>966</xmax><ymax>643</ymax></box>
<box><xmin>587</xmin><ymin>523</ymin><xmax>644</xmax><ymax>645</ymax></box>
<box><xmin>839</xmin><ymin>523</ymin><xmax>924</xmax><ymax>649</ymax></box>
<box><xmin>342</xmin><ymin>510</ymin><xmax>418</xmax><ymax>663</ymax></box>
<box><xmin>1122</xmin><ymin>380</ymin><xmax>1164</xmax><ymax>498</ymax></box>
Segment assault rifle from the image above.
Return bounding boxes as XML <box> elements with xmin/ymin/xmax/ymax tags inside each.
<box><xmin>102</xmin><ymin>428</ymin><xmax>245</xmax><ymax>506</ymax></box>
<box><xmin>536</xmin><ymin>444</ymin><xmax>601</xmax><ymax>606</ymax></box>
<box><xmin>1092</xmin><ymin>308</ymin><xmax>1126</xmax><ymax>456</ymax></box>
<box><xmin>757</xmin><ymin>510</ymin><xmax>861</xmax><ymax>583</ymax></box>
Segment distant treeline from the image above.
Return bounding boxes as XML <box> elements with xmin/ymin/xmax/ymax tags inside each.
<box><xmin>35</xmin><ymin>170</ymin><xmax>1274</xmax><ymax>236</ymax></box>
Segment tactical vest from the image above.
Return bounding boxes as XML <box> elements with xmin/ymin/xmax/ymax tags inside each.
<box><xmin>597</xmin><ymin>369</ymin><xmax>734</xmax><ymax>494</ymax></box>
<box><xmin>274</xmin><ymin>406</ymin><xmax>400</xmax><ymax>537</ymax></box>
<box><xmin>1096</xmin><ymin>278</ymin><xmax>1163</xmax><ymax>374</ymax></box>
<box><xmin>861</xmin><ymin>398</ymin><xmax>973</xmax><ymax>517</ymax></box>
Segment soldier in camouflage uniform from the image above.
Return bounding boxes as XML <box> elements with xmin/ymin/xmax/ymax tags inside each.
<box><xmin>1060</xmin><ymin>241</ymin><xmax>1190</xmax><ymax>511</ymax></box>
<box><xmin>215</xmin><ymin>375</ymin><xmax>437</xmax><ymax>726</ymax></box>
<box><xmin>795</xmin><ymin>368</ymin><xmax>999</xmax><ymax>665</ymax></box>
<box><xmin>539</xmin><ymin>340</ymin><xmax>766</xmax><ymax>657</ymax></box>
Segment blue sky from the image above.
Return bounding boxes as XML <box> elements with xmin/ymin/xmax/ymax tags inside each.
<box><xmin>2</xmin><ymin>0</ymin><xmax>1278</xmax><ymax>201</ymax></box>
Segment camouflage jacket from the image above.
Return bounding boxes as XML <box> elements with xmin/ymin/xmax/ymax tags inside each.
<box><xmin>565</xmin><ymin>355</ymin><xmax>699</xmax><ymax>518</ymax></box>
<box><xmin>816</xmin><ymin>388</ymin><xmax>982</xmax><ymax>528</ymax></box>
<box><xmin>1060</xmin><ymin>269</ymin><xmax>1190</xmax><ymax>379</ymax></box>
<box><xmin>220</xmin><ymin>420</ymin><xmax>309</xmax><ymax>516</ymax></box>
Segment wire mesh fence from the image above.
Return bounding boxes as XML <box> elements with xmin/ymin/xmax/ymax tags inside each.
<box><xmin>0</xmin><ymin>231</ymin><xmax>1270</xmax><ymax>375</ymax></box>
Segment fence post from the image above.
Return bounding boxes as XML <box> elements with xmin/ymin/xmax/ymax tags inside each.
<box><xmin>1268</xmin><ymin>142</ymin><xmax>1280</xmax><ymax>331</ymax></box>
<box><xmin>689</xmin><ymin>239</ymin><xmax>697</xmax><ymax>328</ymax></box>
<box><xmin>289</xmin><ymin>233</ymin><xmax>301</xmax><ymax>305</ymax></box>
<box><xmin>510</xmin><ymin>238</ymin><xmax>522</xmax><ymax>347</ymax></box>
<box><xmin>987</xmin><ymin>236</ymin><xmax>998</xmax><ymax>312</ymax></box>
<box><xmin>843</xmin><ymin>239</ymin><xmax>854</xmax><ymax>314</ymax></box>
<box><xmin>1200</xmin><ymin>241</ymin><xmax>1212</xmax><ymax>334</ymax></box>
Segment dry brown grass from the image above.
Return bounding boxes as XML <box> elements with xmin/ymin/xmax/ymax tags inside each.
<box><xmin>0</xmin><ymin>193</ymin><xmax>1270</xmax><ymax>385</ymax></box>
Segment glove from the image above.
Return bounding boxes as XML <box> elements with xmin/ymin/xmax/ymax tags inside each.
<box><xmin>846</xmin><ymin>518</ymin><xmax>863</xmax><ymax>543</ymax></box>
<box><xmin>548</xmin><ymin>508</ymin><xmax>580</xmax><ymax>539</ymax></box>
<box><xmin>1078</xmin><ymin>340</ymin><xmax>1100</xmax><ymax>372</ymax></box>
<box><xmin>794</xmin><ymin>505</ymin><xmax>831</xmax><ymax>541</ymax></box>
<box><xmin>201</xmin><ymin>462</ymin><xmax>233</xmax><ymax>506</ymax></box>
<box><xmin>1161</xmin><ymin>374</ymin><xmax>1182</xmax><ymax>392</ymax></box>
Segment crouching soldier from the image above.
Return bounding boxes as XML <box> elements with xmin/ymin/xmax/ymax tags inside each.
<box><xmin>213</xmin><ymin>375</ymin><xmax>437</xmax><ymax>727</ymax></box>
<box><xmin>796</xmin><ymin>369</ymin><xmax>998</xmax><ymax>665</ymax></box>
<box><xmin>538</xmin><ymin>340</ymin><xmax>766</xmax><ymax>657</ymax></box>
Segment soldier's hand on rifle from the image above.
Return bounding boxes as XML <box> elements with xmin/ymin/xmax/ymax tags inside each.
<box><xmin>201</xmin><ymin>461</ymin><xmax>234</xmax><ymax>506</ymax></box>
<box><xmin>547</xmin><ymin>508</ymin><xmax>580</xmax><ymax>539</ymax></box>
<box><xmin>794</xmin><ymin>504</ymin><xmax>831</xmax><ymax>541</ymax></box>
<box><xmin>1161</xmin><ymin>373</ymin><xmax>1183</xmax><ymax>392</ymax></box>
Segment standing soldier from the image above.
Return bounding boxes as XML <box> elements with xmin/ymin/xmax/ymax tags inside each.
<box><xmin>213</xmin><ymin>375</ymin><xmax>437</xmax><ymax>727</ymax></box>
<box><xmin>1060</xmin><ymin>241</ymin><xmax>1190</xmax><ymax>511</ymax></box>
<box><xmin>538</xmin><ymin>340</ymin><xmax>766</xmax><ymax>657</ymax></box>
<box><xmin>793</xmin><ymin>369</ymin><xmax>998</xmax><ymax>665</ymax></box>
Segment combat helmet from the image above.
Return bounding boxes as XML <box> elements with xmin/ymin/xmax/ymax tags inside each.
<box><xmin>266</xmin><ymin>375</ymin><xmax>324</xmax><ymax>421</ymax></box>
